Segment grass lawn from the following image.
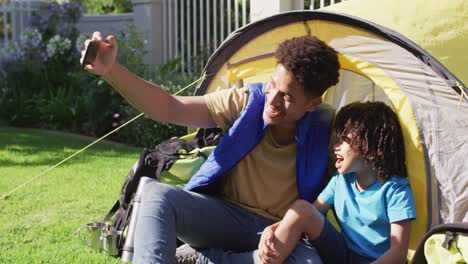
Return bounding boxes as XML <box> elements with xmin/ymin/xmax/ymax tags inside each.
<box><xmin>0</xmin><ymin>126</ymin><xmax>141</xmax><ymax>263</ymax></box>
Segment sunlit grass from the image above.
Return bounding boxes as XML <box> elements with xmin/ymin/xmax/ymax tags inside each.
<box><xmin>0</xmin><ymin>127</ymin><xmax>140</xmax><ymax>263</ymax></box>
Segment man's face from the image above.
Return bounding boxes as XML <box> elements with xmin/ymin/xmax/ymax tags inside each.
<box><xmin>263</xmin><ymin>64</ymin><xmax>320</xmax><ymax>127</ymax></box>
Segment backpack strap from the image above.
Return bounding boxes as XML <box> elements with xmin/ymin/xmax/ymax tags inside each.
<box><xmin>103</xmin><ymin>200</ymin><xmax>120</xmax><ymax>223</ymax></box>
<box><xmin>155</xmin><ymin>156</ymin><xmax>168</xmax><ymax>180</ymax></box>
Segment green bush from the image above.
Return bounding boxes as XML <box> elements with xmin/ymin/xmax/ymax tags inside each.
<box><xmin>1</xmin><ymin>2</ymin><xmax>85</xmax><ymax>129</ymax></box>
<box><xmin>81</xmin><ymin>0</ymin><xmax>133</xmax><ymax>14</ymax></box>
<box><xmin>114</xmin><ymin>60</ymin><xmax>199</xmax><ymax>147</ymax></box>
<box><xmin>77</xmin><ymin>25</ymin><xmax>199</xmax><ymax>147</ymax></box>
<box><xmin>0</xmin><ymin>1</ymin><xmax>200</xmax><ymax>148</ymax></box>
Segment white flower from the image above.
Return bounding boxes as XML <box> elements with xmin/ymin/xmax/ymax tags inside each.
<box><xmin>46</xmin><ymin>35</ymin><xmax>72</xmax><ymax>58</ymax></box>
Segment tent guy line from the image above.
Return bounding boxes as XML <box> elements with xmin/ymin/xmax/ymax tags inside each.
<box><xmin>456</xmin><ymin>82</ymin><xmax>468</xmax><ymax>109</ymax></box>
<box><xmin>0</xmin><ymin>74</ymin><xmax>206</xmax><ymax>201</ymax></box>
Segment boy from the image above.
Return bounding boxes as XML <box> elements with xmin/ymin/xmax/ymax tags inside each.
<box><xmin>257</xmin><ymin>102</ymin><xmax>416</xmax><ymax>264</ymax></box>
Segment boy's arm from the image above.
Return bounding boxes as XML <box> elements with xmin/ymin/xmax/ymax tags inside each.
<box><xmin>313</xmin><ymin>199</ymin><xmax>332</xmax><ymax>215</ymax></box>
<box><xmin>372</xmin><ymin>220</ymin><xmax>411</xmax><ymax>264</ymax></box>
<box><xmin>82</xmin><ymin>32</ymin><xmax>217</xmax><ymax>128</ymax></box>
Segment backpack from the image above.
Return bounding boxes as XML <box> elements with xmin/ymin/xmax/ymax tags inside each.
<box><xmin>410</xmin><ymin>222</ymin><xmax>468</xmax><ymax>264</ymax></box>
<box><xmin>77</xmin><ymin>128</ymin><xmax>223</xmax><ymax>258</ymax></box>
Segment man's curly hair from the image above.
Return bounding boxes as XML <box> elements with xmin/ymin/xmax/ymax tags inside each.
<box><xmin>334</xmin><ymin>101</ymin><xmax>407</xmax><ymax>182</ymax></box>
<box><xmin>275</xmin><ymin>35</ymin><xmax>340</xmax><ymax>98</ymax></box>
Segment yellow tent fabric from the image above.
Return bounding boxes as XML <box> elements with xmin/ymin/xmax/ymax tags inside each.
<box><xmin>324</xmin><ymin>0</ymin><xmax>468</xmax><ymax>88</ymax></box>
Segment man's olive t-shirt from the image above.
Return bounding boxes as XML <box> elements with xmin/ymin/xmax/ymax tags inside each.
<box><xmin>204</xmin><ymin>87</ymin><xmax>299</xmax><ymax>220</ymax></box>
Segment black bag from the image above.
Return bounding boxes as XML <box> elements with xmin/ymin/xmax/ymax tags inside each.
<box><xmin>78</xmin><ymin>128</ymin><xmax>223</xmax><ymax>257</ymax></box>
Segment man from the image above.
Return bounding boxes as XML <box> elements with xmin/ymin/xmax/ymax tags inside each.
<box><xmin>81</xmin><ymin>33</ymin><xmax>340</xmax><ymax>263</ymax></box>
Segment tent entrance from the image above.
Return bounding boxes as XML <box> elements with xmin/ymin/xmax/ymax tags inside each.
<box><xmin>218</xmin><ymin>53</ymin><xmax>429</xmax><ymax>249</ymax></box>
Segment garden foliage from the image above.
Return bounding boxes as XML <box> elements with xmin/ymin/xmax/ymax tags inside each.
<box><xmin>0</xmin><ymin>1</ymin><xmax>198</xmax><ymax>147</ymax></box>
<box><xmin>81</xmin><ymin>0</ymin><xmax>133</xmax><ymax>14</ymax></box>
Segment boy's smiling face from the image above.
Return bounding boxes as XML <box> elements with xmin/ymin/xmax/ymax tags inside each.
<box><xmin>334</xmin><ymin>133</ymin><xmax>366</xmax><ymax>175</ymax></box>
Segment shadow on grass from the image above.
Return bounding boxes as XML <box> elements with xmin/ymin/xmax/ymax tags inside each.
<box><xmin>0</xmin><ymin>127</ymin><xmax>139</xmax><ymax>167</ymax></box>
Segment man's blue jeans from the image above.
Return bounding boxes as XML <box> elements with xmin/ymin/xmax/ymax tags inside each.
<box><xmin>133</xmin><ymin>182</ymin><xmax>322</xmax><ymax>264</ymax></box>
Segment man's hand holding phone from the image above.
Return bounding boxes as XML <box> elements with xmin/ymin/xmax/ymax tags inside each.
<box><xmin>80</xmin><ymin>32</ymin><xmax>118</xmax><ymax>77</ymax></box>
<box><xmin>80</xmin><ymin>40</ymin><xmax>100</xmax><ymax>68</ymax></box>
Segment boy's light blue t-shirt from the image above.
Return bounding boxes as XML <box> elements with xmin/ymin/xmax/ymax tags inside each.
<box><xmin>317</xmin><ymin>173</ymin><xmax>416</xmax><ymax>259</ymax></box>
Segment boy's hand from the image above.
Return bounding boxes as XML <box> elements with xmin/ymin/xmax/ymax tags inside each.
<box><xmin>257</xmin><ymin>226</ymin><xmax>281</xmax><ymax>264</ymax></box>
<box><xmin>80</xmin><ymin>31</ymin><xmax>118</xmax><ymax>77</ymax></box>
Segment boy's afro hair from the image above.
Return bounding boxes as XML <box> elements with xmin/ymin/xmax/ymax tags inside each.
<box><xmin>334</xmin><ymin>101</ymin><xmax>407</xmax><ymax>182</ymax></box>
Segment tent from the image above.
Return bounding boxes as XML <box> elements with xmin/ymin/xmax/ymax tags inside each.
<box><xmin>323</xmin><ymin>0</ymin><xmax>468</xmax><ymax>90</ymax></box>
<box><xmin>192</xmin><ymin>10</ymin><xmax>468</xmax><ymax>256</ymax></box>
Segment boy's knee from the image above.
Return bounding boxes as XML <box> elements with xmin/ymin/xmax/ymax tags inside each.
<box><xmin>290</xmin><ymin>199</ymin><xmax>314</xmax><ymax>217</ymax></box>
<box><xmin>289</xmin><ymin>199</ymin><xmax>324</xmax><ymax>231</ymax></box>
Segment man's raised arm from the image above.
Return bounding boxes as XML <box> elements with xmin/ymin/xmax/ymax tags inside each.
<box><xmin>80</xmin><ymin>32</ymin><xmax>217</xmax><ymax>128</ymax></box>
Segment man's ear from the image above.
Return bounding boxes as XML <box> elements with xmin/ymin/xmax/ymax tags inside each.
<box><xmin>306</xmin><ymin>97</ymin><xmax>322</xmax><ymax>112</ymax></box>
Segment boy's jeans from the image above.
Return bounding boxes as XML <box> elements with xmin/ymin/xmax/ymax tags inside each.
<box><xmin>133</xmin><ymin>182</ymin><xmax>322</xmax><ymax>264</ymax></box>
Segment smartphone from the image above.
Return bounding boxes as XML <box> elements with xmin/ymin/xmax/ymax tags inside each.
<box><xmin>81</xmin><ymin>40</ymin><xmax>100</xmax><ymax>68</ymax></box>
